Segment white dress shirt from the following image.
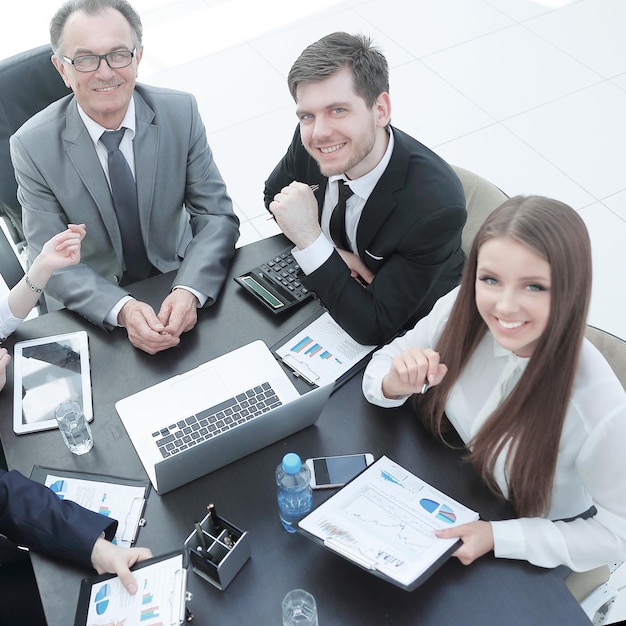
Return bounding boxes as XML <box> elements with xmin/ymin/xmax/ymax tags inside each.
<box><xmin>363</xmin><ymin>287</ymin><xmax>626</xmax><ymax>571</ymax></box>
<box><xmin>293</xmin><ymin>129</ymin><xmax>395</xmax><ymax>275</ymax></box>
<box><xmin>78</xmin><ymin>99</ymin><xmax>205</xmax><ymax>326</ymax></box>
<box><xmin>0</xmin><ymin>296</ymin><xmax>22</xmax><ymax>339</ymax></box>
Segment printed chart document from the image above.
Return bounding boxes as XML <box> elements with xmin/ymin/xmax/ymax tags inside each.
<box><xmin>274</xmin><ymin>311</ymin><xmax>376</xmax><ymax>387</ymax></box>
<box><xmin>298</xmin><ymin>456</ymin><xmax>479</xmax><ymax>590</ymax></box>
<box><xmin>74</xmin><ymin>552</ymin><xmax>187</xmax><ymax>626</ymax></box>
<box><xmin>31</xmin><ymin>466</ymin><xmax>149</xmax><ymax>547</ymax></box>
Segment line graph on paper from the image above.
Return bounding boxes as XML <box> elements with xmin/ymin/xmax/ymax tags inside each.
<box><xmin>341</xmin><ymin>486</ymin><xmax>435</xmax><ymax>554</ymax></box>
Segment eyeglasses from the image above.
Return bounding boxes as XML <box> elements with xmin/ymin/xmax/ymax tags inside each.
<box><xmin>62</xmin><ymin>49</ymin><xmax>136</xmax><ymax>73</ymax></box>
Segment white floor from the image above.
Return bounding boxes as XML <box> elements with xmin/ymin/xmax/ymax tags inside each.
<box><xmin>3</xmin><ymin>0</ymin><xmax>626</xmax><ymax>622</ymax></box>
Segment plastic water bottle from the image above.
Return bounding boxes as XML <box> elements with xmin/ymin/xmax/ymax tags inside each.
<box><xmin>276</xmin><ymin>453</ymin><xmax>312</xmax><ymax>533</ymax></box>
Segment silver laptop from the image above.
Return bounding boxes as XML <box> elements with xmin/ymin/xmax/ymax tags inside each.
<box><xmin>115</xmin><ymin>340</ymin><xmax>332</xmax><ymax>494</ymax></box>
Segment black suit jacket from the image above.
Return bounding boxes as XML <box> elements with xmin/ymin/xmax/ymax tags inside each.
<box><xmin>0</xmin><ymin>469</ymin><xmax>115</xmax><ymax>566</ymax></box>
<box><xmin>264</xmin><ymin>126</ymin><xmax>466</xmax><ymax>345</ymax></box>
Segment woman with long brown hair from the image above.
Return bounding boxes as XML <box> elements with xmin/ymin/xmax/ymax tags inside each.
<box><xmin>363</xmin><ymin>196</ymin><xmax>626</xmax><ymax>570</ymax></box>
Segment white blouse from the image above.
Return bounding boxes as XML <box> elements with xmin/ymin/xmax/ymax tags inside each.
<box><xmin>363</xmin><ymin>287</ymin><xmax>626</xmax><ymax>571</ymax></box>
<box><xmin>0</xmin><ymin>296</ymin><xmax>23</xmax><ymax>340</ymax></box>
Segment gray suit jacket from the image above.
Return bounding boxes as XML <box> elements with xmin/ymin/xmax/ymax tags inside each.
<box><xmin>10</xmin><ymin>83</ymin><xmax>239</xmax><ymax>327</ymax></box>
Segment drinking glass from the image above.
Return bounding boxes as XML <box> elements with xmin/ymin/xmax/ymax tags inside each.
<box><xmin>54</xmin><ymin>400</ymin><xmax>93</xmax><ymax>455</ymax></box>
<box><xmin>282</xmin><ymin>589</ymin><xmax>318</xmax><ymax>626</ymax></box>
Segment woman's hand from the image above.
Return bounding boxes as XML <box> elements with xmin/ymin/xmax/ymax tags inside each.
<box><xmin>38</xmin><ymin>223</ymin><xmax>86</xmax><ymax>271</ymax></box>
<box><xmin>381</xmin><ymin>348</ymin><xmax>447</xmax><ymax>399</ymax></box>
<box><xmin>435</xmin><ymin>521</ymin><xmax>494</xmax><ymax>565</ymax></box>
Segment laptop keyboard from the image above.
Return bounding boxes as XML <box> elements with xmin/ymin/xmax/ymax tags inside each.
<box><xmin>152</xmin><ymin>382</ymin><xmax>282</xmax><ymax>458</ymax></box>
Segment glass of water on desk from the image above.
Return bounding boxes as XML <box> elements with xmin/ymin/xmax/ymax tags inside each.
<box><xmin>282</xmin><ymin>589</ymin><xmax>318</xmax><ymax>625</ymax></box>
<box><xmin>54</xmin><ymin>400</ymin><xmax>93</xmax><ymax>455</ymax></box>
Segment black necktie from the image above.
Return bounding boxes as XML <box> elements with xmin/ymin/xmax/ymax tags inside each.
<box><xmin>100</xmin><ymin>129</ymin><xmax>152</xmax><ymax>283</ymax></box>
<box><xmin>329</xmin><ymin>180</ymin><xmax>354</xmax><ymax>251</ymax></box>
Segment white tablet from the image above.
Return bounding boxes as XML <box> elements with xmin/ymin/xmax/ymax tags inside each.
<box><xmin>13</xmin><ymin>330</ymin><xmax>93</xmax><ymax>435</ymax></box>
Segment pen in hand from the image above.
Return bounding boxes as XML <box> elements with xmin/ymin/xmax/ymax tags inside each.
<box><xmin>267</xmin><ymin>184</ymin><xmax>320</xmax><ymax>220</ymax></box>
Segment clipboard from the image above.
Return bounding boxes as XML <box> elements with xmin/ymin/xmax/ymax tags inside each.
<box><xmin>296</xmin><ymin>521</ymin><xmax>461</xmax><ymax>592</ymax></box>
<box><xmin>271</xmin><ymin>309</ymin><xmax>377</xmax><ymax>390</ymax></box>
<box><xmin>30</xmin><ymin>466</ymin><xmax>150</xmax><ymax>546</ymax></box>
<box><xmin>73</xmin><ymin>551</ymin><xmax>192</xmax><ymax>625</ymax></box>
<box><xmin>296</xmin><ymin>456</ymin><xmax>479</xmax><ymax>591</ymax></box>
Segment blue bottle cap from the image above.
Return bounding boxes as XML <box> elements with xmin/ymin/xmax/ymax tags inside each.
<box><xmin>282</xmin><ymin>452</ymin><xmax>301</xmax><ymax>474</ymax></box>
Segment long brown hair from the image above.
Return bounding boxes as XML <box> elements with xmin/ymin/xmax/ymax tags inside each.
<box><xmin>415</xmin><ymin>196</ymin><xmax>592</xmax><ymax>516</ymax></box>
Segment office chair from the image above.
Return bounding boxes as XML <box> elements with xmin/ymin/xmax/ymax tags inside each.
<box><xmin>0</xmin><ymin>223</ymin><xmax>25</xmax><ymax>291</ymax></box>
<box><xmin>585</xmin><ymin>325</ymin><xmax>626</xmax><ymax>388</ymax></box>
<box><xmin>451</xmin><ymin>164</ymin><xmax>508</xmax><ymax>255</ymax></box>
<box><xmin>0</xmin><ymin>45</ymin><xmax>71</xmax><ymax>246</ymax></box>
<box><xmin>568</xmin><ymin>563</ymin><xmax>618</xmax><ymax>625</ymax></box>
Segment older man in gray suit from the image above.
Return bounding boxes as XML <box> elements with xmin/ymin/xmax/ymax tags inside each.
<box><xmin>10</xmin><ymin>0</ymin><xmax>239</xmax><ymax>354</ymax></box>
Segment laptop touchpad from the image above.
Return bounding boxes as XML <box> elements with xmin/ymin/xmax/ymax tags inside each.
<box><xmin>171</xmin><ymin>366</ymin><xmax>230</xmax><ymax>415</ymax></box>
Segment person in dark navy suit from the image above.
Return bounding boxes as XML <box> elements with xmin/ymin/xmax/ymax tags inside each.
<box><xmin>0</xmin><ymin>468</ymin><xmax>152</xmax><ymax>625</ymax></box>
<box><xmin>0</xmin><ymin>467</ymin><xmax>151</xmax><ymax>582</ymax></box>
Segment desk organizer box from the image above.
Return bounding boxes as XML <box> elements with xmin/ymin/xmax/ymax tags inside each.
<box><xmin>184</xmin><ymin>509</ymin><xmax>250</xmax><ymax>590</ymax></box>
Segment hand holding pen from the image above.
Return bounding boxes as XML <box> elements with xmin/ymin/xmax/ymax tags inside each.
<box><xmin>380</xmin><ymin>348</ymin><xmax>448</xmax><ymax>400</ymax></box>
<box><xmin>267</xmin><ymin>184</ymin><xmax>319</xmax><ymax>221</ymax></box>
<box><xmin>269</xmin><ymin>182</ymin><xmax>323</xmax><ymax>249</ymax></box>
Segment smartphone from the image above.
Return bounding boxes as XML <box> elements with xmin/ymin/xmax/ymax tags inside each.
<box><xmin>306</xmin><ymin>453</ymin><xmax>374</xmax><ymax>489</ymax></box>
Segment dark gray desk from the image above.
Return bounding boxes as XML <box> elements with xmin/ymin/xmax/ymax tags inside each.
<box><xmin>0</xmin><ymin>236</ymin><xmax>590</xmax><ymax>626</ymax></box>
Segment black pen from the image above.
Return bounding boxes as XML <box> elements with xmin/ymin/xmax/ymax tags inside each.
<box><xmin>194</xmin><ymin>521</ymin><xmax>208</xmax><ymax>553</ymax></box>
<box><xmin>207</xmin><ymin>502</ymin><xmax>220</xmax><ymax>535</ymax></box>
<box><xmin>207</xmin><ymin>502</ymin><xmax>217</xmax><ymax>523</ymax></box>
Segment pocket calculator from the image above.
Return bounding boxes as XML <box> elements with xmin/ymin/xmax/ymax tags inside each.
<box><xmin>234</xmin><ymin>246</ymin><xmax>315</xmax><ymax>314</ymax></box>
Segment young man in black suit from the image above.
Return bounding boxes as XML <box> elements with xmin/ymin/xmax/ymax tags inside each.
<box><xmin>265</xmin><ymin>32</ymin><xmax>466</xmax><ymax>346</ymax></box>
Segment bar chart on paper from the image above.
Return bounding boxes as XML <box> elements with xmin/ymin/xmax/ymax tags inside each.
<box><xmin>98</xmin><ymin>492</ymin><xmax>112</xmax><ymax>517</ymax></box>
<box><xmin>141</xmin><ymin>579</ymin><xmax>161</xmax><ymax>623</ymax></box>
<box><xmin>276</xmin><ymin>312</ymin><xmax>375</xmax><ymax>386</ymax></box>
<box><xmin>291</xmin><ymin>335</ymin><xmax>343</xmax><ymax>364</ymax></box>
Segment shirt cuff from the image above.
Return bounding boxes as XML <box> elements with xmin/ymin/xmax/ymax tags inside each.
<box><xmin>291</xmin><ymin>232</ymin><xmax>335</xmax><ymax>275</ymax></box>
<box><xmin>106</xmin><ymin>295</ymin><xmax>134</xmax><ymax>327</ymax></box>
<box><xmin>491</xmin><ymin>519</ymin><xmax>526</xmax><ymax>560</ymax></box>
<box><xmin>173</xmin><ymin>285</ymin><xmax>207</xmax><ymax>307</ymax></box>
<box><xmin>0</xmin><ymin>295</ymin><xmax>24</xmax><ymax>339</ymax></box>
<box><xmin>362</xmin><ymin>362</ymin><xmax>412</xmax><ymax>408</ymax></box>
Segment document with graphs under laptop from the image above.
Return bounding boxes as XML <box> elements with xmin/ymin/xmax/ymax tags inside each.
<box><xmin>116</xmin><ymin>341</ymin><xmax>333</xmax><ymax>494</ymax></box>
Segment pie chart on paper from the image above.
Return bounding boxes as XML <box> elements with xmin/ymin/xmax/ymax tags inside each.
<box><xmin>419</xmin><ymin>498</ymin><xmax>457</xmax><ymax>524</ymax></box>
<box><xmin>420</xmin><ymin>498</ymin><xmax>439</xmax><ymax>513</ymax></box>
<box><xmin>435</xmin><ymin>504</ymin><xmax>457</xmax><ymax>524</ymax></box>
<box><xmin>49</xmin><ymin>479</ymin><xmax>68</xmax><ymax>499</ymax></box>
